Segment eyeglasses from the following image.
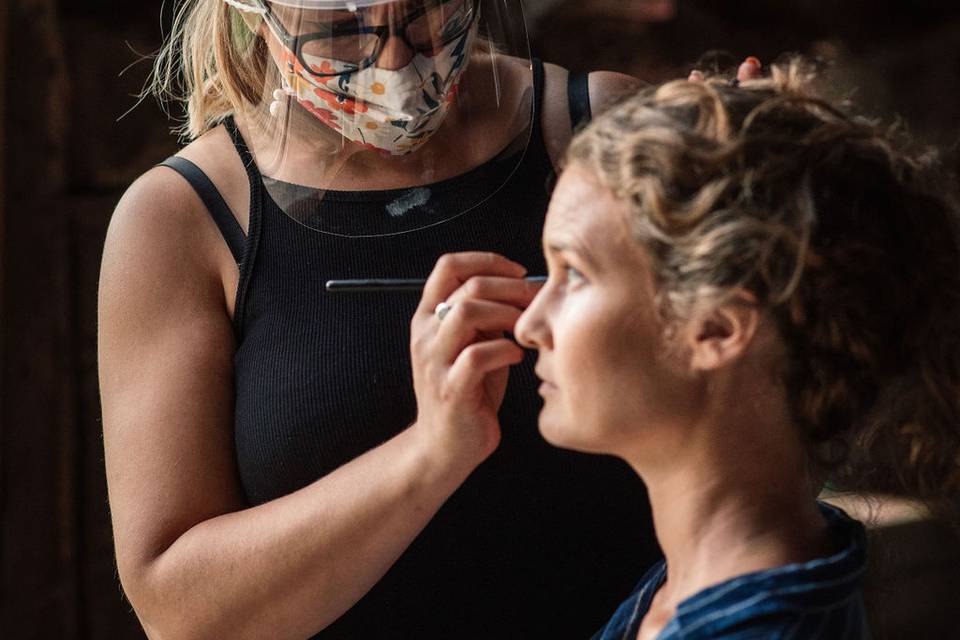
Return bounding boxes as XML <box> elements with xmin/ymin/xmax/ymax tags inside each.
<box><xmin>256</xmin><ymin>0</ymin><xmax>479</xmax><ymax>77</ymax></box>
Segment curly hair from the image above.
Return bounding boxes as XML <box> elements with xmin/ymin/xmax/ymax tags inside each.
<box><xmin>567</xmin><ymin>60</ymin><xmax>960</xmax><ymax>521</ymax></box>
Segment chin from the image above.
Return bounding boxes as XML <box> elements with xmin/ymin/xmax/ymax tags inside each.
<box><xmin>537</xmin><ymin>415</ymin><xmax>610</xmax><ymax>454</ymax></box>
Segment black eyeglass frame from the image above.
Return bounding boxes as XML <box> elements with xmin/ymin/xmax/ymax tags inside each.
<box><xmin>254</xmin><ymin>0</ymin><xmax>480</xmax><ymax>78</ymax></box>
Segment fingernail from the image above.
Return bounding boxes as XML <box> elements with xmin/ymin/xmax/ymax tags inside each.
<box><xmin>745</xmin><ymin>56</ymin><xmax>761</xmax><ymax>68</ymax></box>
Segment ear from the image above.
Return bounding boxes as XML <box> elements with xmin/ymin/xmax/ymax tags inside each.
<box><xmin>685</xmin><ymin>293</ymin><xmax>760</xmax><ymax>372</ymax></box>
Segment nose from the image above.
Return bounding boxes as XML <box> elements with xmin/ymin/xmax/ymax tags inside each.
<box><xmin>375</xmin><ymin>33</ymin><xmax>415</xmax><ymax>70</ymax></box>
<box><xmin>515</xmin><ymin>287</ymin><xmax>551</xmax><ymax>351</ymax></box>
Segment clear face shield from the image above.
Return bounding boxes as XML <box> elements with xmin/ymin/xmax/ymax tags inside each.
<box><xmin>226</xmin><ymin>0</ymin><xmax>533</xmax><ymax>237</ymax></box>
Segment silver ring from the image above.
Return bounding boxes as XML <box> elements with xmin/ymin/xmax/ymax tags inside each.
<box><xmin>434</xmin><ymin>301</ymin><xmax>454</xmax><ymax>321</ymax></box>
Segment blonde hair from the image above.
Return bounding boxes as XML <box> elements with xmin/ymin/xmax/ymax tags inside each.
<box><xmin>149</xmin><ymin>0</ymin><xmax>269</xmax><ymax>140</ymax></box>
<box><xmin>568</xmin><ymin>60</ymin><xmax>960</xmax><ymax>521</ymax></box>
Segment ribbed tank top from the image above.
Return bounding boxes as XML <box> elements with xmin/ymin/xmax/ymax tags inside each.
<box><xmin>173</xmin><ymin>61</ymin><xmax>658</xmax><ymax>638</ymax></box>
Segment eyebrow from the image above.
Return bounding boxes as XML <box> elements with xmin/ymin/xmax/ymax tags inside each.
<box><xmin>545</xmin><ymin>239</ymin><xmax>599</xmax><ymax>269</ymax></box>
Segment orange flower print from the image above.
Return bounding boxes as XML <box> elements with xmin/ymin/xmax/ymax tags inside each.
<box><xmin>299</xmin><ymin>99</ymin><xmax>341</xmax><ymax>131</ymax></box>
<box><xmin>280</xmin><ymin>50</ymin><xmax>306</xmax><ymax>76</ymax></box>
<box><xmin>313</xmin><ymin>87</ymin><xmax>369</xmax><ymax>116</ymax></box>
<box><xmin>308</xmin><ymin>60</ymin><xmax>338</xmax><ymax>76</ymax></box>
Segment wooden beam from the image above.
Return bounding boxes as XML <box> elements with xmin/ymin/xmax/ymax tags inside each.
<box><xmin>0</xmin><ymin>2</ymin><xmax>8</xmax><ymax>632</ymax></box>
<box><xmin>1</xmin><ymin>1</ymin><xmax>79</xmax><ymax>637</ymax></box>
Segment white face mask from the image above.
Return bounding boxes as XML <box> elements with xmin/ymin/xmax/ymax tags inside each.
<box><xmin>276</xmin><ymin>21</ymin><xmax>479</xmax><ymax>156</ymax></box>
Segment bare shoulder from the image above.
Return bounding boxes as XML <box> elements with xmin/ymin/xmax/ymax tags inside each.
<box><xmin>106</xmin><ymin>123</ymin><xmax>249</xmax><ymax>312</ymax></box>
<box><xmin>587</xmin><ymin>71</ymin><xmax>642</xmax><ymax>115</ymax></box>
<box><xmin>103</xmin><ymin>160</ymin><xmax>226</xmax><ymax>307</ymax></box>
<box><xmin>99</xmin><ymin>164</ymin><xmax>237</xmax><ymax>392</ymax></box>
<box><xmin>540</xmin><ymin>63</ymin><xmax>641</xmax><ymax>169</ymax></box>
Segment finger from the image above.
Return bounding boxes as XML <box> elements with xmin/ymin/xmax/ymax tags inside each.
<box><xmin>418</xmin><ymin>253</ymin><xmax>527</xmax><ymax>315</ymax></box>
<box><xmin>737</xmin><ymin>57</ymin><xmax>762</xmax><ymax>82</ymax></box>
<box><xmin>445</xmin><ymin>275</ymin><xmax>542</xmax><ymax>310</ymax></box>
<box><xmin>434</xmin><ymin>299</ymin><xmax>524</xmax><ymax>364</ymax></box>
<box><xmin>446</xmin><ymin>339</ymin><xmax>525</xmax><ymax>398</ymax></box>
<box><xmin>688</xmin><ymin>69</ymin><xmax>705</xmax><ymax>82</ymax></box>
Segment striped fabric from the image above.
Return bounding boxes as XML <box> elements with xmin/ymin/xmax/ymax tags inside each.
<box><xmin>593</xmin><ymin>503</ymin><xmax>870</xmax><ymax>639</ymax></box>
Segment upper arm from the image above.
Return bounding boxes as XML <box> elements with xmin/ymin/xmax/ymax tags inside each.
<box><xmin>586</xmin><ymin>70</ymin><xmax>642</xmax><ymax>117</ymax></box>
<box><xmin>98</xmin><ymin>168</ymin><xmax>246</xmax><ymax>591</ymax></box>
<box><xmin>540</xmin><ymin>65</ymin><xmax>642</xmax><ymax>169</ymax></box>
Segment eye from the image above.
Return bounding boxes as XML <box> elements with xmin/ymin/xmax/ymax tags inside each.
<box><xmin>565</xmin><ymin>265</ymin><xmax>586</xmax><ymax>284</ymax></box>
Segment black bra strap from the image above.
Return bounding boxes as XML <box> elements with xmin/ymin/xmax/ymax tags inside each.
<box><xmin>567</xmin><ymin>71</ymin><xmax>593</xmax><ymax>130</ymax></box>
<box><xmin>158</xmin><ymin>156</ymin><xmax>247</xmax><ymax>265</ymax></box>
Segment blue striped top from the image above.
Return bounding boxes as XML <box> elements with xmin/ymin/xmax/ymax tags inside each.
<box><xmin>593</xmin><ymin>503</ymin><xmax>870</xmax><ymax>639</ymax></box>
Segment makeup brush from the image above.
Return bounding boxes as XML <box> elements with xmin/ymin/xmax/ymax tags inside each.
<box><xmin>325</xmin><ymin>275</ymin><xmax>547</xmax><ymax>292</ymax></box>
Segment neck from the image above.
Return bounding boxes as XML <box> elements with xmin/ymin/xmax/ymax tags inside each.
<box><xmin>625</xmin><ymin>369</ymin><xmax>831</xmax><ymax>609</ymax></box>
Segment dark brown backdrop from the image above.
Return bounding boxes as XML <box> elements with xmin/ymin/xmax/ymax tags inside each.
<box><xmin>1</xmin><ymin>1</ymin><xmax>958</xmax><ymax>638</ymax></box>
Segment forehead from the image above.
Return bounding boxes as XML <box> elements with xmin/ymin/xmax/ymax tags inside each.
<box><xmin>544</xmin><ymin>166</ymin><xmax>639</xmax><ymax>262</ymax></box>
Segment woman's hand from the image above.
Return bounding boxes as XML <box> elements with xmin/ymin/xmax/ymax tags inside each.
<box><xmin>410</xmin><ymin>252</ymin><xmax>539</xmax><ymax>471</ymax></box>
<box><xmin>688</xmin><ymin>56</ymin><xmax>764</xmax><ymax>82</ymax></box>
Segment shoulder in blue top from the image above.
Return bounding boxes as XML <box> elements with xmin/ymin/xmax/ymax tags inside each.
<box><xmin>593</xmin><ymin>502</ymin><xmax>870</xmax><ymax>639</ymax></box>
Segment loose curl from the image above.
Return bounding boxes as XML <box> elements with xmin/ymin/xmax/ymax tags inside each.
<box><xmin>567</xmin><ymin>59</ymin><xmax>960</xmax><ymax>522</ymax></box>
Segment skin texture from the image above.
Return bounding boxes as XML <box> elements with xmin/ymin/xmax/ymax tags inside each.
<box><xmin>99</xmin><ymin>6</ymin><xmax>635</xmax><ymax>637</ymax></box>
<box><xmin>513</xmin><ymin>166</ymin><xmax>698</xmax><ymax>457</ymax></box>
<box><xmin>515</xmin><ymin>166</ymin><xmax>833</xmax><ymax>640</ymax></box>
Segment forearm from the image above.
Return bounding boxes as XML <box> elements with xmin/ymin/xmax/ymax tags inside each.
<box><xmin>130</xmin><ymin>425</ymin><xmax>471</xmax><ymax>640</ymax></box>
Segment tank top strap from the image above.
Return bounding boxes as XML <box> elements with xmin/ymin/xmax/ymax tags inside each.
<box><xmin>157</xmin><ymin>155</ymin><xmax>247</xmax><ymax>264</ymax></box>
<box><xmin>567</xmin><ymin>70</ymin><xmax>593</xmax><ymax>129</ymax></box>
<box><xmin>526</xmin><ymin>57</ymin><xmax>556</xmax><ymax>179</ymax></box>
<box><xmin>532</xmin><ymin>57</ymin><xmax>546</xmax><ymax>128</ymax></box>
<box><xmin>223</xmin><ymin>115</ymin><xmax>259</xmax><ymax>172</ymax></box>
<box><xmin>221</xmin><ymin>114</ymin><xmax>264</xmax><ymax>337</ymax></box>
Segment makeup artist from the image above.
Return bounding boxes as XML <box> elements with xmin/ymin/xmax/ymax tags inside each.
<box><xmin>96</xmin><ymin>1</ymin><xmax>666</xmax><ymax>637</ymax></box>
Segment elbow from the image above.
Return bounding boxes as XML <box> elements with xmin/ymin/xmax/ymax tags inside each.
<box><xmin>118</xmin><ymin>556</ymin><xmax>221</xmax><ymax>640</ymax></box>
<box><xmin>117</xmin><ymin>559</ymin><xmax>175</xmax><ymax>640</ymax></box>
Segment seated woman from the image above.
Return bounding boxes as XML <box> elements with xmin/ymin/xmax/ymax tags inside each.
<box><xmin>514</xmin><ymin>60</ymin><xmax>960</xmax><ymax>639</ymax></box>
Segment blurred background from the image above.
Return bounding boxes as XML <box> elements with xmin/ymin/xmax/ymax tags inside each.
<box><xmin>1</xmin><ymin>0</ymin><xmax>959</xmax><ymax>637</ymax></box>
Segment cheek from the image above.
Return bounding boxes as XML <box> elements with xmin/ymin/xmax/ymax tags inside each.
<box><xmin>539</xmin><ymin>298</ymin><xmax>651</xmax><ymax>451</ymax></box>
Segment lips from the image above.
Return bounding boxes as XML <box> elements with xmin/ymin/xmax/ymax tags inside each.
<box><xmin>534</xmin><ymin>367</ymin><xmax>557</xmax><ymax>393</ymax></box>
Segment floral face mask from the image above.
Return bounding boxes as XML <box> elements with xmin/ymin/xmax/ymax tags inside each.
<box><xmin>276</xmin><ymin>21</ymin><xmax>479</xmax><ymax>155</ymax></box>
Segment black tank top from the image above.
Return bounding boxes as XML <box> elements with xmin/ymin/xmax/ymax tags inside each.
<box><xmin>164</xmin><ymin>61</ymin><xmax>657</xmax><ymax>639</ymax></box>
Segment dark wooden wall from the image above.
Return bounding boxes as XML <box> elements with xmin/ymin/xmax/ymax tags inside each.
<box><xmin>1</xmin><ymin>1</ymin><xmax>958</xmax><ymax>639</ymax></box>
<box><xmin>2</xmin><ymin>1</ymin><xmax>174</xmax><ymax>637</ymax></box>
